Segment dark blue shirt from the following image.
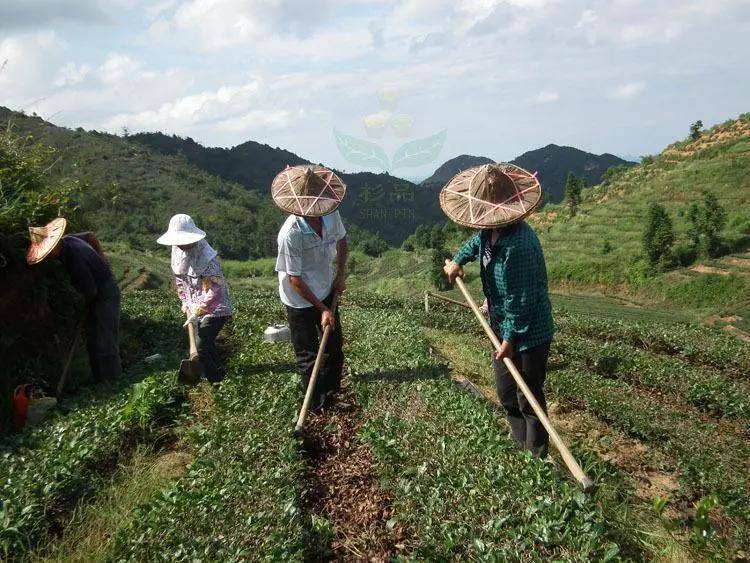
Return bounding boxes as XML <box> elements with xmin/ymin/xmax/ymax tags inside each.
<box><xmin>59</xmin><ymin>234</ymin><xmax>113</xmax><ymax>303</ymax></box>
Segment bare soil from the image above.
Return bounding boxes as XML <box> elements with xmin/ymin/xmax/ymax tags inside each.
<box><xmin>299</xmin><ymin>378</ymin><xmax>407</xmax><ymax>561</ymax></box>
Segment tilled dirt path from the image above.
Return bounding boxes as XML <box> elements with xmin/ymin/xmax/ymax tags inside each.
<box><xmin>299</xmin><ymin>378</ymin><xmax>407</xmax><ymax>562</ymax></box>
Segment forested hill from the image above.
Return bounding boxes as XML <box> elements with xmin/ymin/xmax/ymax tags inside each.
<box><xmin>0</xmin><ymin>107</ymin><xmax>284</xmax><ymax>259</ymax></box>
<box><xmin>131</xmin><ymin>132</ymin><xmax>308</xmax><ymax>192</ymax></box>
<box><xmin>420</xmin><ymin>155</ymin><xmax>494</xmax><ymax>185</ymax></box>
<box><xmin>423</xmin><ymin>146</ymin><xmax>633</xmax><ymax>204</ymax></box>
<box><xmin>512</xmin><ymin>144</ymin><xmax>633</xmax><ymax>203</ymax></box>
<box><xmin>132</xmin><ymin>131</ymin><xmax>441</xmax><ymax>246</ymax></box>
<box><xmin>0</xmin><ymin>108</ymin><xmax>441</xmax><ymax>251</ymax></box>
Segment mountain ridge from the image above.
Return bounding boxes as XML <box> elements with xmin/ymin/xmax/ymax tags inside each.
<box><xmin>423</xmin><ymin>145</ymin><xmax>634</xmax><ymax>203</ymax></box>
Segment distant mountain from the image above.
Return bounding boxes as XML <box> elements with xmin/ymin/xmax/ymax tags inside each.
<box><xmin>132</xmin><ymin>132</ymin><xmax>439</xmax><ymax>246</ymax></box>
<box><xmin>421</xmin><ymin>155</ymin><xmax>494</xmax><ymax>186</ymax></box>
<box><xmin>512</xmin><ymin>144</ymin><xmax>634</xmax><ymax>203</ymax></box>
<box><xmin>132</xmin><ymin>133</ymin><xmax>307</xmax><ymax>191</ymax></box>
<box><xmin>423</xmin><ymin>146</ymin><xmax>634</xmax><ymax>204</ymax></box>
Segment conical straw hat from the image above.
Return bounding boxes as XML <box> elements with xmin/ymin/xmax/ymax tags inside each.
<box><xmin>271</xmin><ymin>165</ymin><xmax>346</xmax><ymax>217</ymax></box>
<box><xmin>26</xmin><ymin>217</ymin><xmax>67</xmax><ymax>265</ymax></box>
<box><xmin>439</xmin><ymin>163</ymin><xmax>543</xmax><ymax>229</ymax></box>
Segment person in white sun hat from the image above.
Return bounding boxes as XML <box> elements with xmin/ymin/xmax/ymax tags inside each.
<box><xmin>157</xmin><ymin>214</ymin><xmax>232</xmax><ymax>383</ymax></box>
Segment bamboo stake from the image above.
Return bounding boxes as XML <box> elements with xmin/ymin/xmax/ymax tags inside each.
<box><xmin>427</xmin><ymin>291</ymin><xmax>472</xmax><ymax>310</ymax></box>
<box><xmin>453</xmin><ymin>277</ymin><xmax>594</xmax><ymax>490</ymax></box>
<box><xmin>294</xmin><ymin>293</ymin><xmax>339</xmax><ymax>435</ymax></box>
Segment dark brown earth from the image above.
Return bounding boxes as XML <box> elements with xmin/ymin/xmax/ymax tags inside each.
<box><xmin>299</xmin><ymin>379</ymin><xmax>407</xmax><ymax>562</ymax></box>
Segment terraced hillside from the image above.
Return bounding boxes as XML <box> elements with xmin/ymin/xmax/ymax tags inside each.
<box><xmin>532</xmin><ymin>114</ymin><xmax>750</xmax><ymax>320</ymax></box>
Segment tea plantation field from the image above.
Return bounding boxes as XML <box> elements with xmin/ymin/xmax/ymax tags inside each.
<box><xmin>2</xmin><ymin>283</ymin><xmax>748</xmax><ymax>561</ymax></box>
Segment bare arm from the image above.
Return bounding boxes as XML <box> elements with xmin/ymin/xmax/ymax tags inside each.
<box><xmin>288</xmin><ymin>275</ymin><xmax>335</xmax><ymax>330</ymax></box>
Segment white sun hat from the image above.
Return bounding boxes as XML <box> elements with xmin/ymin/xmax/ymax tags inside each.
<box><xmin>156</xmin><ymin>214</ymin><xmax>207</xmax><ymax>246</ymax></box>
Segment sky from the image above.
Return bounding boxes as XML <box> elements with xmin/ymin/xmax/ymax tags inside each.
<box><xmin>1</xmin><ymin>0</ymin><xmax>749</xmax><ymax>179</ymax></box>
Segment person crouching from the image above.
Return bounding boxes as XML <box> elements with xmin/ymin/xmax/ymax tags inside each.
<box><xmin>157</xmin><ymin>214</ymin><xmax>232</xmax><ymax>383</ymax></box>
<box><xmin>27</xmin><ymin>218</ymin><xmax>122</xmax><ymax>383</ymax></box>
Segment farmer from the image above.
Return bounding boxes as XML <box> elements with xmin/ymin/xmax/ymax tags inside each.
<box><xmin>441</xmin><ymin>163</ymin><xmax>554</xmax><ymax>457</ymax></box>
<box><xmin>27</xmin><ymin>218</ymin><xmax>122</xmax><ymax>382</ymax></box>
<box><xmin>271</xmin><ymin>165</ymin><xmax>348</xmax><ymax>412</ymax></box>
<box><xmin>157</xmin><ymin>214</ymin><xmax>232</xmax><ymax>383</ymax></box>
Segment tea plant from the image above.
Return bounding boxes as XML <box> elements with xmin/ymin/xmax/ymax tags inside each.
<box><xmin>345</xmin><ymin>305</ymin><xmax>624</xmax><ymax>560</ymax></box>
<box><xmin>107</xmin><ymin>291</ymin><xmax>307</xmax><ymax>561</ymax></box>
<box><xmin>0</xmin><ymin>374</ymin><xmax>184</xmax><ymax>558</ymax></box>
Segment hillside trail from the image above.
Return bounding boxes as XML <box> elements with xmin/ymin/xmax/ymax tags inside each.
<box><xmin>299</xmin><ymin>373</ymin><xmax>408</xmax><ymax>561</ymax></box>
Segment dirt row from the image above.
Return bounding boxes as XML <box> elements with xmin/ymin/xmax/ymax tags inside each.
<box><xmin>299</xmin><ymin>376</ymin><xmax>407</xmax><ymax>561</ymax></box>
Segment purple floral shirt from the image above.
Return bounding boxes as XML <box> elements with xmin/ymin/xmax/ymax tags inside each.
<box><xmin>174</xmin><ymin>258</ymin><xmax>232</xmax><ymax>318</ymax></box>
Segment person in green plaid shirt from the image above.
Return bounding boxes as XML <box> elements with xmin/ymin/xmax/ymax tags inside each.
<box><xmin>440</xmin><ymin>163</ymin><xmax>553</xmax><ymax>458</ymax></box>
<box><xmin>445</xmin><ymin>221</ymin><xmax>554</xmax><ymax>457</ymax></box>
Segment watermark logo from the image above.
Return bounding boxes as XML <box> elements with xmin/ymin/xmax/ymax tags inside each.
<box><xmin>333</xmin><ymin>88</ymin><xmax>446</xmax><ymax>173</ymax></box>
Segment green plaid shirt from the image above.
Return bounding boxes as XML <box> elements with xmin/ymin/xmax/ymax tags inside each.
<box><xmin>453</xmin><ymin>221</ymin><xmax>554</xmax><ymax>351</ymax></box>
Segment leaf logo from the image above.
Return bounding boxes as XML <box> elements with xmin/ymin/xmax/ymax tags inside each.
<box><xmin>392</xmin><ymin>130</ymin><xmax>446</xmax><ymax>170</ymax></box>
<box><xmin>333</xmin><ymin>130</ymin><xmax>390</xmax><ymax>171</ymax></box>
<box><xmin>333</xmin><ymin>129</ymin><xmax>446</xmax><ymax>172</ymax></box>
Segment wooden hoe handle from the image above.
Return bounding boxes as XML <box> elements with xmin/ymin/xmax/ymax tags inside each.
<box><xmin>187</xmin><ymin>320</ymin><xmax>199</xmax><ymax>359</ymax></box>
<box><xmin>294</xmin><ymin>293</ymin><xmax>339</xmax><ymax>434</ymax></box>
<box><xmin>454</xmin><ymin>277</ymin><xmax>594</xmax><ymax>490</ymax></box>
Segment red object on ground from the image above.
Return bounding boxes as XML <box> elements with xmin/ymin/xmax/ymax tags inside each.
<box><xmin>11</xmin><ymin>385</ymin><xmax>29</xmax><ymax>428</ymax></box>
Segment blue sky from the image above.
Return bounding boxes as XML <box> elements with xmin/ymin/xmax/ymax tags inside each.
<box><xmin>1</xmin><ymin>0</ymin><xmax>749</xmax><ymax>178</ymax></box>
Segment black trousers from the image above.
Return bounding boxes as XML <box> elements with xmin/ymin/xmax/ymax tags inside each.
<box><xmin>196</xmin><ymin>315</ymin><xmax>230</xmax><ymax>383</ymax></box>
<box><xmin>493</xmin><ymin>342</ymin><xmax>551</xmax><ymax>458</ymax></box>
<box><xmin>286</xmin><ymin>292</ymin><xmax>344</xmax><ymax>411</ymax></box>
<box><xmin>86</xmin><ymin>278</ymin><xmax>122</xmax><ymax>382</ymax></box>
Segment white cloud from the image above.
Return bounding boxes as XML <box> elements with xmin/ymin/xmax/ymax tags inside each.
<box><xmin>534</xmin><ymin>91</ymin><xmax>559</xmax><ymax>103</ymax></box>
<box><xmin>53</xmin><ymin>62</ymin><xmax>92</xmax><ymax>87</ymax></box>
<box><xmin>102</xmin><ymin>80</ymin><xmax>264</xmax><ymax>131</ymax></box>
<box><xmin>217</xmin><ymin>109</ymin><xmax>291</xmax><ymax>132</ymax></box>
<box><xmin>0</xmin><ymin>31</ymin><xmax>66</xmax><ymax>110</ymax></box>
<box><xmin>608</xmin><ymin>82</ymin><xmax>646</xmax><ymax>100</ymax></box>
<box><xmin>100</xmin><ymin>53</ymin><xmax>143</xmax><ymax>84</ymax></box>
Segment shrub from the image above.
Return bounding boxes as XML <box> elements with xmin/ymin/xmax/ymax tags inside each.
<box><xmin>672</xmin><ymin>243</ymin><xmax>697</xmax><ymax>267</ymax></box>
<box><xmin>643</xmin><ymin>203</ymin><xmax>675</xmax><ymax>270</ymax></box>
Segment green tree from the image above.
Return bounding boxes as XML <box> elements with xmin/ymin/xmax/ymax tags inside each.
<box><xmin>643</xmin><ymin>203</ymin><xmax>675</xmax><ymax>269</ymax></box>
<box><xmin>690</xmin><ymin>120</ymin><xmax>704</xmax><ymax>141</ymax></box>
<box><xmin>687</xmin><ymin>191</ymin><xmax>726</xmax><ymax>257</ymax></box>
<box><xmin>429</xmin><ymin>224</ymin><xmax>445</xmax><ymax>249</ymax></box>
<box><xmin>565</xmin><ymin>172</ymin><xmax>582</xmax><ymax>217</ymax></box>
<box><xmin>430</xmin><ymin>248</ymin><xmax>452</xmax><ymax>291</ymax></box>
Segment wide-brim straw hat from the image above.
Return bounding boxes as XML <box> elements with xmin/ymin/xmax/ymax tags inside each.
<box><xmin>439</xmin><ymin>163</ymin><xmax>543</xmax><ymax>229</ymax></box>
<box><xmin>271</xmin><ymin>165</ymin><xmax>346</xmax><ymax>217</ymax></box>
<box><xmin>27</xmin><ymin>217</ymin><xmax>67</xmax><ymax>265</ymax></box>
<box><xmin>156</xmin><ymin>213</ymin><xmax>207</xmax><ymax>246</ymax></box>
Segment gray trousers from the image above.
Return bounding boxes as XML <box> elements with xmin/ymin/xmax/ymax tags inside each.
<box><xmin>196</xmin><ymin>315</ymin><xmax>230</xmax><ymax>383</ymax></box>
<box><xmin>493</xmin><ymin>342</ymin><xmax>551</xmax><ymax>458</ymax></box>
<box><xmin>86</xmin><ymin>278</ymin><xmax>122</xmax><ymax>381</ymax></box>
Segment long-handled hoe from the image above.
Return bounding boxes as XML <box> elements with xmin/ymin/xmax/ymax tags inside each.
<box><xmin>178</xmin><ymin>321</ymin><xmax>203</xmax><ymax>385</ymax></box>
<box><xmin>453</xmin><ymin>277</ymin><xmax>595</xmax><ymax>491</ymax></box>
<box><xmin>293</xmin><ymin>293</ymin><xmax>339</xmax><ymax>437</ymax></box>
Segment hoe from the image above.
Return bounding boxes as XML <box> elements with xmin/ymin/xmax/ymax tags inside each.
<box><xmin>293</xmin><ymin>293</ymin><xmax>339</xmax><ymax>436</ymax></box>
<box><xmin>452</xmin><ymin>277</ymin><xmax>594</xmax><ymax>491</ymax></box>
